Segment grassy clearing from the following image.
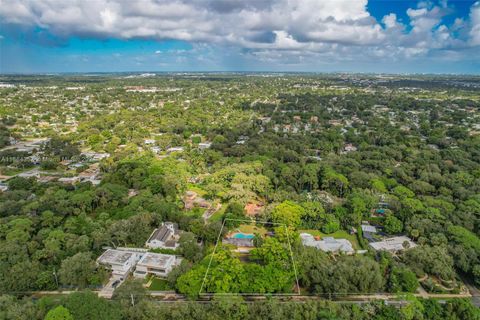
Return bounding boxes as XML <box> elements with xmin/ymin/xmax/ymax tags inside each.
<box><xmin>148</xmin><ymin>277</ymin><xmax>172</xmax><ymax>291</ymax></box>
<box><xmin>209</xmin><ymin>204</ymin><xmax>226</xmax><ymax>222</ymax></box>
<box><xmin>237</xmin><ymin>224</ymin><xmax>268</xmax><ymax>236</ymax></box>
<box><xmin>186</xmin><ymin>184</ymin><xmax>208</xmax><ymax>196</ymax></box>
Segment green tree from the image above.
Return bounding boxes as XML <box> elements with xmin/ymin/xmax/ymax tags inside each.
<box><xmin>58</xmin><ymin>252</ymin><xmax>99</xmax><ymax>288</ymax></box>
<box><xmin>63</xmin><ymin>291</ymin><xmax>122</xmax><ymax>320</ymax></box>
<box><xmin>271</xmin><ymin>200</ymin><xmax>304</xmax><ymax>227</ymax></box>
<box><xmin>45</xmin><ymin>306</ymin><xmax>74</xmax><ymax>320</ymax></box>
<box><xmin>384</xmin><ymin>214</ymin><xmax>403</xmax><ymax>234</ymax></box>
<box><xmin>179</xmin><ymin>232</ymin><xmax>203</xmax><ymax>262</ymax></box>
<box><xmin>321</xmin><ymin>214</ymin><xmax>340</xmax><ymax>234</ymax></box>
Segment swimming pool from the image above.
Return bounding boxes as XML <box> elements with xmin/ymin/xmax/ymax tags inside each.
<box><xmin>231</xmin><ymin>232</ymin><xmax>255</xmax><ymax>239</ymax></box>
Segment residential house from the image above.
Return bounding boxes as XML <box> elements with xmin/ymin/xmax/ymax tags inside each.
<box><xmin>145</xmin><ymin>222</ymin><xmax>181</xmax><ymax>250</ymax></box>
<box><xmin>244</xmin><ymin>202</ymin><xmax>264</xmax><ymax>217</ymax></box>
<box><xmin>167</xmin><ymin>147</ymin><xmax>184</xmax><ymax>153</ymax></box>
<box><xmin>81</xmin><ymin>152</ymin><xmax>110</xmax><ymax>161</ymax></box>
<box><xmin>369</xmin><ymin>236</ymin><xmax>416</xmax><ymax>252</ymax></box>
<box><xmin>300</xmin><ymin>233</ymin><xmax>354</xmax><ymax>254</ymax></box>
<box><xmin>198</xmin><ymin>142</ymin><xmax>212</xmax><ymax>150</ymax></box>
<box><xmin>58</xmin><ymin>176</ymin><xmax>80</xmax><ymax>185</ymax></box>
<box><xmin>18</xmin><ymin>169</ymin><xmax>40</xmax><ymax>179</ymax></box>
<box><xmin>78</xmin><ymin>163</ymin><xmax>101</xmax><ymax>185</ymax></box>
<box><xmin>133</xmin><ymin>253</ymin><xmax>180</xmax><ymax>278</ymax></box>
<box><xmin>96</xmin><ymin>249</ymin><xmax>144</xmax><ymax>278</ymax></box>
<box><xmin>183</xmin><ymin>191</ymin><xmax>210</xmax><ymax>210</ymax></box>
<box><xmin>361</xmin><ymin>224</ymin><xmax>378</xmax><ymax>242</ymax></box>
<box><xmin>341</xmin><ymin>143</ymin><xmax>357</xmax><ymax>153</ymax></box>
<box><xmin>223</xmin><ymin>236</ymin><xmax>255</xmax><ymax>253</ymax></box>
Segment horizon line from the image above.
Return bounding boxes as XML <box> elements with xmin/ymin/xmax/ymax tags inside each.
<box><xmin>1</xmin><ymin>71</ymin><xmax>480</xmax><ymax>77</ymax></box>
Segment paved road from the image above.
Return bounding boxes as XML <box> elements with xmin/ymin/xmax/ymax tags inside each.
<box><xmin>460</xmin><ymin>275</ymin><xmax>480</xmax><ymax>307</ymax></box>
<box><xmin>27</xmin><ymin>289</ymin><xmax>474</xmax><ymax>305</ymax></box>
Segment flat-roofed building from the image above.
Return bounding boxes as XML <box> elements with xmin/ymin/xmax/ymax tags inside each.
<box><xmin>133</xmin><ymin>253</ymin><xmax>180</xmax><ymax>278</ymax></box>
<box><xmin>96</xmin><ymin>249</ymin><xmax>143</xmax><ymax>278</ymax></box>
<box><xmin>369</xmin><ymin>236</ymin><xmax>416</xmax><ymax>252</ymax></box>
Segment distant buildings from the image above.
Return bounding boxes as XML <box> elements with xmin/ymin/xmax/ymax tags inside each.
<box><xmin>198</xmin><ymin>142</ymin><xmax>212</xmax><ymax>150</ymax></box>
<box><xmin>144</xmin><ymin>139</ymin><xmax>156</xmax><ymax>145</ymax></box>
<box><xmin>369</xmin><ymin>236</ymin><xmax>416</xmax><ymax>252</ymax></box>
<box><xmin>167</xmin><ymin>147</ymin><xmax>184</xmax><ymax>153</ymax></box>
<box><xmin>244</xmin><ymin>202</ymin><xmax>264</xmax><ymax>217</ymax></box>
<box><xmin>145</xmin><ymin>222</ymin><xmax>181</xmax><ymax>250</ymax></box>
<box><xmin>300</xmin><ymin>233</ymin><xmax>354</xmax><ymax>254</ymax></box>
<box><xmin>81</xmin><ymin>152</ymin><xmax>110</xmax><ymax>161</ymax></box>
<box><xmin>341</xmin><ymin>143</ymin><xmax>357</xmax><ymax>154</ymax></box>
<box><xmin>58</xmin><ymin>176</ymin><xmax>80</xmax><ymax>185</ymax></box>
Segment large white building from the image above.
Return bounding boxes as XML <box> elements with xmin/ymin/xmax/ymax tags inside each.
<box><xmin>300</xmin><ymin>233</ymin><xmax>354</xmax><ymax>254</ymax></box>
<box><xmin>96</xmin><ymin>249</ymin><xmax>144</xmax><ymax>278</ymax></box>
<box><xmin>133</xmin><ymin>252</ymin><xmax>180</xmax><ymax>279</ymax></box>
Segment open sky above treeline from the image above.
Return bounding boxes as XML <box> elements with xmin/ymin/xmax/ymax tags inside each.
<box><xmin>0</xmin><ymin>0</ymin><xmax>479</xmax><ymax>73</ymax></box>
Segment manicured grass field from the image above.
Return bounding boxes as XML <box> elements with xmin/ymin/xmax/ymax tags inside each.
<box><xmin>148</xmin><ymin>277</ymin><xmax>172</xmax><ymax>291</ymax></box>
<box><xmin>298</xmin><ymin>229</ymin><xmax>361</xmax><ymax>250</ymax></box>
<box><xmin>238</xmin><ymin>224</ymin><xmax>268</xmax><ymax>236</ymax></box>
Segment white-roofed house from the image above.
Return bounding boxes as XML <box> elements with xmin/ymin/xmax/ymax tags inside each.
<box><xmin>369</xmin><ymin>236</ymin><xmax>416</xmax><ymax>252</ymax></box>
<box><xmin>133</xmin><ymin>252</ymin><xmax>181</xmax><ymax>279</ymax></box>
<box><xmin>300</xmin><ymin>233</ymin><xmax>354</xmax><ymax>254</ymax></box>
<box><xmin>96</xmin><ymin>249</ymin><xmax>144</xmax><ymax>278</ymax></box>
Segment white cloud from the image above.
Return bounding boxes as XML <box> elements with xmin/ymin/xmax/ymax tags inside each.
<box><xmin>469</xmin><ymin>1</ymin><xmax>480</xmax><ymax>45</ymax></box>
<box><xmin>0</xmin><ymin>0</ymin><xmax>478</xmax><ymax>64</ymax></box>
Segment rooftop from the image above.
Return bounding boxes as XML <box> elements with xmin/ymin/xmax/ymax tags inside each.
<box><xmin>300</xmin><ymin>233</ymin><xmax>354</xmax><ymax>254</ymax></box>
<box><xmin>369</xmin><ymin>236</ymin><xmax>416</xmax><ymax>252</ymax></box>
<box><xmin>137</xmin><ymin>252</ymin><xmax>175</xmax><ymax>268</ymax></box>
<box><xmin>361</xmin><ymin>225</ymin><xmax>377</xmax><ymax>233</ymax></box>
<box><xmin>147</xmin><ymin>222</ymin><xmax>178</xmax><ymax>244</ymax></box>
<box><xmin>97</xmin><ymin>249</ymin><xmax>137</xmax><ymax>265</ymax></box>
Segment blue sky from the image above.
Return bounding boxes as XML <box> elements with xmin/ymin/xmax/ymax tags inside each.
<box><xmin>0</xmin><ymin>0</ymin><xmax>479</xmax><ymax>74</ymax></box>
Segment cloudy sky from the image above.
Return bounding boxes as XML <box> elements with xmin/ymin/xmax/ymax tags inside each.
<box><xmin>0</xmin><ymin>0</ymin><xmax>479</xmax><ymax>73</ymax></box>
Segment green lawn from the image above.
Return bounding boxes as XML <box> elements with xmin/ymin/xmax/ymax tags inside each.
<box><xmin>298</xmin><ymin>229</ymin><xmax>360</xmax><ymax>250</ymax></box>
<box><xmin>148</xmin><ymin>277</ymin><xmax>172</xmax><ymax>291</ymax></box>
<box><xmin>186</xmin><ymin>184</ymin><xmax>208</xmax><ymax>196</ymax></box>
<box><xmin>209</xmin><ymin>204</ymin><xmax>226</xmax><ymax>222</ymax></box>
<box><xmin>238</xmin><ymin>224</ymin><xmax>268</xmax><ymax>236</ymax></box>
<box><xmin>184</xmin><ymin>207</ymin><xmax>206</xmax><ymax>217</ymax></box>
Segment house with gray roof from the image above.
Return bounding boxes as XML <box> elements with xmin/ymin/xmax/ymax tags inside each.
<box><xmin>223</xmin><ymin>237</ymin><xmax>255</xmax><ymax>248</ymax></box>
<box><xmin>145</xmin><ymin>222</ymin><xmax>181</xmax><ymax>250</ymax></box>
<box><xmin>300</xmin><ymin>233</ymin><xmax>354</xmax><ymax>254</ymax></box>
<box><xmin>369</xmin><ymin>236</ymin><xmax>416</xmax><ymax>252</ymax></box>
